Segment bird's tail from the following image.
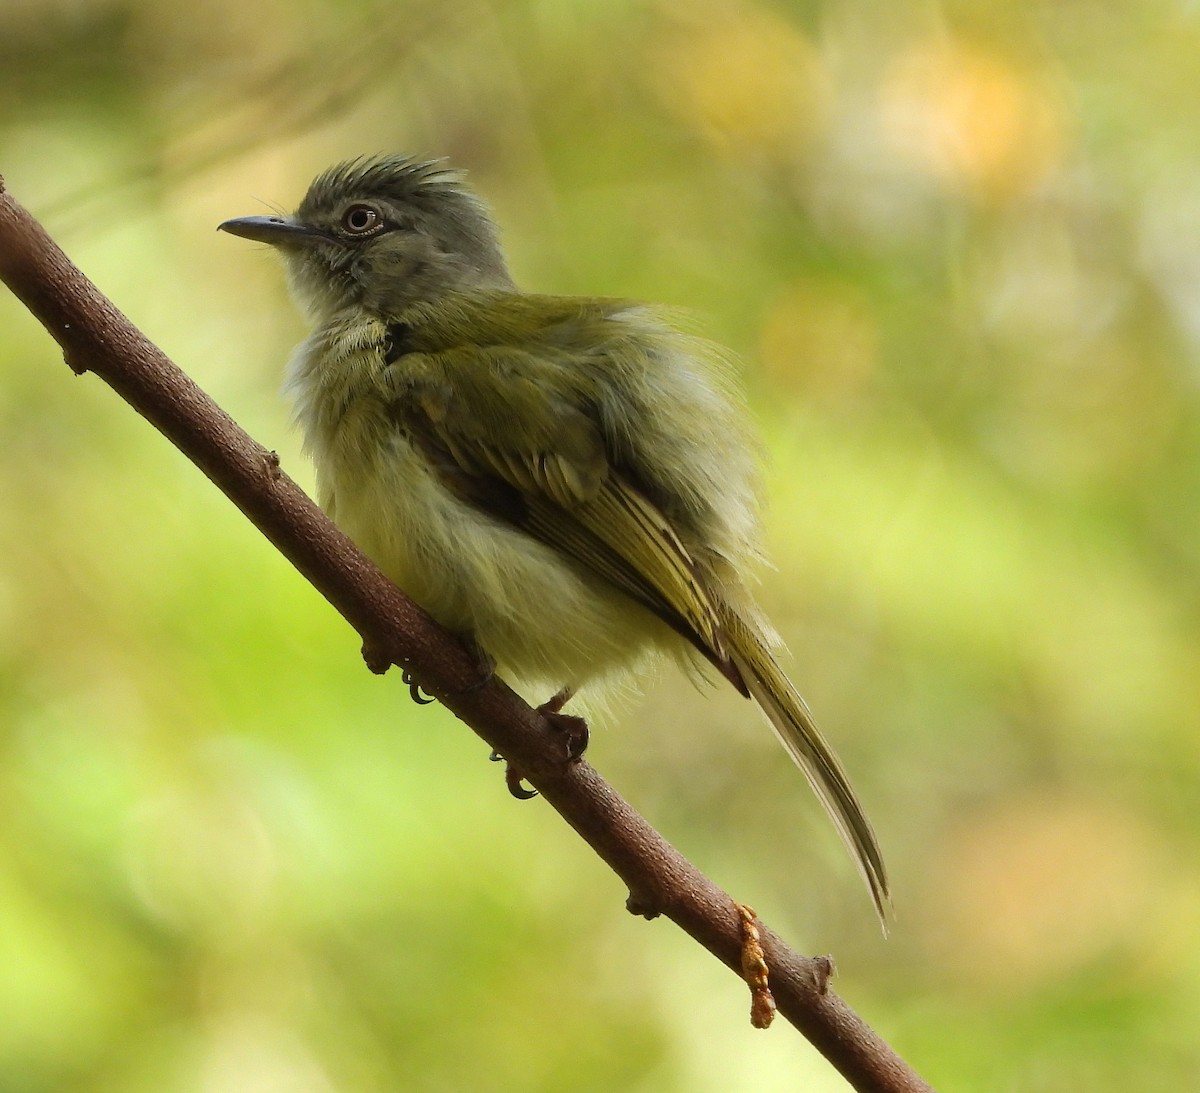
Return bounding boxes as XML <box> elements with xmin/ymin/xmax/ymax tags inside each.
<box><xmin>722</xmin><ymin>609</ymin><xmax>890</xmax><ymax>927</ymax></box>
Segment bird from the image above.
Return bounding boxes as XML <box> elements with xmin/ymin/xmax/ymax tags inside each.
<box><xmin>219</xmin><ymin>154</ymin><xmax>889</xmax><ymax>921</ymax></box>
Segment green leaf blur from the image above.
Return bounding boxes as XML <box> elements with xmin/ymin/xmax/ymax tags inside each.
<box><xmin>2</xmin><ymin>1</ymin><xmax>1198</xmax><ymax>1089</ymax></box>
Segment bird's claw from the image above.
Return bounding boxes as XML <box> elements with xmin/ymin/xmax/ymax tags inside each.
<box><xmin>402</xmin><ymin>669</ymin><xmax>435</xmax><ymax>705</ymax></box>
<box><xmin>489</xmin><ymin>750</ymin><xmax>538</xmax><ymax>799</ymax></box>
<box><xmin>504</xmin><ymin>765</ymin><xmax>539</xmax><ymax>800</ymax></box>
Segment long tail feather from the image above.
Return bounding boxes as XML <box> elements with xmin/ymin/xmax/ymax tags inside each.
<box><xmin>723</xmin><ymin>610</ymin><xmax>890</xmax><ymax>927</ymax></box>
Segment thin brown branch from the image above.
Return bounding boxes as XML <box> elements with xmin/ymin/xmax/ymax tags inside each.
<box><xmin>0</xmin><ymin>173</ymin><xmax>933</xmax><ymax>1093</ymax></box>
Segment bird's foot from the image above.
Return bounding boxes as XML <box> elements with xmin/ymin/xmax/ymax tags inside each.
<box><xmin>401</xmin><ymin>668</ymin><xmax>435</xmax><ymax>705</ymax></box>
<box><xmin>489</xmin><ymin>750</ymin><xmax>538</xmax><ymax>799</ymax></box>
<box><xmin>537</xmin><ymin>687</ymin><xmax>589</xmax><ymax>761</ymax></box>
<box><xmin>361</xmin><ymin>641</ymin><xmax>434</xmax><ymax>706</ymax></box>
<box><xmin>396</xmin><ymin>642</ymin><xmax>495</xmax><ymax>707</ymax></box>
<box><xmin>484</xmin><ymin>686</ymin><xmax>586</xmax><ymax>801</ymax></box>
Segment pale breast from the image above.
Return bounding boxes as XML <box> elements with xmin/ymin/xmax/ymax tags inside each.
<box><xmin>289</xmin><ymin>337</ymin><xmax>669</xmax><ymax>695</ymax></box>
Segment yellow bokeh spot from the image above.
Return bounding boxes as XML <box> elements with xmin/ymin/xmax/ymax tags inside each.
<box><xmin>652</xmin><ymin>3</ymin><xmax>830</xmax><ymax>159</ymax></box>
<box><xmin>882</xmin><ymin>39</ymin><xmax>1066</xmax><ymax>199</ymax></box>
<box><xmin>926</xmin><ymin>794</ymin><xmax>1168</xmax><ymax>987</ymax></box>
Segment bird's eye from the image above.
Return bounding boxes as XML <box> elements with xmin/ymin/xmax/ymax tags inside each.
<box><xmin>341</xmin><ymin>204</ymin><xmax>382</xmax><ymax>234</ymax></box>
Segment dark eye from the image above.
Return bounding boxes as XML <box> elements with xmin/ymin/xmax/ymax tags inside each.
<box><xmin>341</xmin><ymin>204</ymin><xmax>382</xmax><ymax>234</ymax></box>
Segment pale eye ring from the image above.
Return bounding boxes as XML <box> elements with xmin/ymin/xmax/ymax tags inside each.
<box><xmin>341</xmin><ymin>204</ymin><xmax>382</xmax><ymax>234</ymax></box>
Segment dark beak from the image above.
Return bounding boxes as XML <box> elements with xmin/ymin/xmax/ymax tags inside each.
<box><xmin>217</xmin><ymin>215</ymin><xmax>327</xmax><ymax>245</ymax></box>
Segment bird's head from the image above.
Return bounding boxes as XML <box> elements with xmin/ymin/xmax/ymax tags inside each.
<box><xmin>219</xmin><ymin>154</ymin><xmax>514</xmax><ymax>321</ymax></box>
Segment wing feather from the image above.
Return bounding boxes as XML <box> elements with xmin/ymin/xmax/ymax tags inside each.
<box><xmin>388</xmin><ymin>347</ymin><xmax>742</xmax><ymax>689</ymax></box>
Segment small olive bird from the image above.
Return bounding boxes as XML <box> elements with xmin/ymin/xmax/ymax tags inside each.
<box><xmin>219</xmin><ymin>155</ymin><xmax>889</xmax><ymax>920</ymax></box>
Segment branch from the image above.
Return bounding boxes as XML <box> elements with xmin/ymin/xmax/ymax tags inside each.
<box><xmin>0</xmin><ymin>174</ymin><xmax>931</xmax><ymax>1093</ymax></box>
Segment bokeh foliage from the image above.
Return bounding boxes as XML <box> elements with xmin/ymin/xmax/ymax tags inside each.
<box><xmin>3</xmin><ymin>0</ymin><xmax>1199</xmax><ymax>1089</ymax></box>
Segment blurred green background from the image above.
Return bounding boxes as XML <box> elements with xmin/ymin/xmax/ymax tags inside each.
<box><xmin>2</xmin><ymin>0</ymin><xmax>1199</xmax><ymax>1089</ymax></box>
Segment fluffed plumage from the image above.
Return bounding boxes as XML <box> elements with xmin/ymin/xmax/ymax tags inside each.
<box><xmin>219</xmin><ymin>155</ymin><xmax>890</xmax><ymax>922</ymax></box>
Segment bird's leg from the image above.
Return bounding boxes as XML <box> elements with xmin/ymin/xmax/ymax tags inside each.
<box><xmin>537</xmin><ymin>687</ymin><xmax>589</xmax><ymax>761</ymax></box>
<box><xmin>457</xmin><ymin>638</ymin><xmax>497</xmax><ymax>694</ymax></box>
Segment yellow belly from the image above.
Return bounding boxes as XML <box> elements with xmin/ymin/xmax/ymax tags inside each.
<box><xmin>316</xmin><ymin>401</ymin><xmax>667</xmax><ymax>700</ymax></box>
